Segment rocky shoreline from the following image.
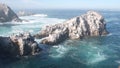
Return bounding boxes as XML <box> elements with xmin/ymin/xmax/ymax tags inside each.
<box><xmin>0</xmin><ymin>4</ymin><xmax>108</xmax><ymax>59</ymax></box>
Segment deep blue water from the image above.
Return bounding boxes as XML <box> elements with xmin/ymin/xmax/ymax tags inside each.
<box><xmin>0</xmin><ymin>9</ymin><xmax>120</xmax><ymax>68</ymax></box>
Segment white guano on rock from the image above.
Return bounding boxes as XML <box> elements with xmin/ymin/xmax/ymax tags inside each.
<box><xmin>35</xmin><ymin>11</ymin><xmax>108</xmax><ymax>45</ymax></box>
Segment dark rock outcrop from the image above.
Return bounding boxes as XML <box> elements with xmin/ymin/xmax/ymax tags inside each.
<box><xmin>35</xmin><ymin>11</ymin><xmax>108</xmax><ymax>45</ymax></box>
<box><xmin>0</xmin><ymin>3</ymin><xmax>22</xmax><ymax>22</ymax></box>
<box><xmin>0</xmin><ymin>36</ymin><xmax>19</xmax><ymax>58</ymax></box>
<box><xmin>0</xmin><ymin>33</ymin><xmax>41</xmax><ymax>58</ymax></box>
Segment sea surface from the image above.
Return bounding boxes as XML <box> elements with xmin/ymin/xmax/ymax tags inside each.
<box><xmin>0</xmin><ymin>9</ymin><xmax>120</xmax><ymax>68</ymax></box>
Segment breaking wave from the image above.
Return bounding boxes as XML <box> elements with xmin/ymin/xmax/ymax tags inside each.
<box><xmin>32</xmin><ymin>14</ymin><xmax>48</xmax><ymax>17</ymax></box>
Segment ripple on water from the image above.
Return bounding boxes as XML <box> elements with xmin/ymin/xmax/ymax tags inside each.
<box><xmin>49</xmin><ymin>38</ymin><xmax>109</xmax><ymax>65</ymax></box>
<box><xmin>49</xmin><ymin>45</ymin><xmax>70</xmax><ymax>58</ymax></box>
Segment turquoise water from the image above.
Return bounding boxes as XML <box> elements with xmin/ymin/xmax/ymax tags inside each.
<box><xmin>0</xmin><ymin>9</ymin><xmax>120</xmax><ymax>68</ymax></box>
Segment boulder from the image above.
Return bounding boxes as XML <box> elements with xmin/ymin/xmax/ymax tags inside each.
<box><xmin>0</xmin><ymin>3</ymin><xmax>22</xmax><ymax>22</ymax></box>
<box><xmin>0</xmin><ymin>33</ymin><xmax>41</xmax><ymax>58</ymax></box>
<box><xmin>35</xmin><ymin>11</ymin><xmax>108</xmax><ymax>45</ymax></box>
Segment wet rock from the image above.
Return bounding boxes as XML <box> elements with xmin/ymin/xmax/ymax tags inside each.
<box><xmin>35</xmin><ymin>11</ymin><xmax>108</xmax><ymax>45</ymax></box>
<box><xmin>10</xmin><ymin>33</ymin><xmax>41</xmax><ymax>56</ymax></box>
<box><xmin>0</xmin><ymin>33</ymin><xmax>41</xmax><ymax>58</ymax></box>
<box><xmin>0</xmin><ymin>37</ymin><xmax>19</xmax><ymax>58</ymax></box>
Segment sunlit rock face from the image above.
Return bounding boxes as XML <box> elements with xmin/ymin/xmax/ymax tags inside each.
<box><xmin>66</xmin><ymin>11</ymin><xmax>108</xmax><ymax>39</ymax></box>
<box><xmin>35</xmin><ymin>11</ymin><xmax>108</xmax><ymax>45</ymax></box>
<box><xmin>0</xmin><ymin>3</ymin><xmax>22</xmax><ymax>22</ymax></box>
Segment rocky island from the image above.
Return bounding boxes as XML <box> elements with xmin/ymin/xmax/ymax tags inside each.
<box><xmin>35</xmin><ymin>11</ymin><xmax>108</xmax><ymax>45</ymax></box>
<box><xmin>0</xmin><ymin>3</ymin><xmax>22</xmax><ymax>22</ymax></box>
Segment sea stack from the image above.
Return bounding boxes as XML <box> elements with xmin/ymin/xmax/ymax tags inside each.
<box><xmin>0</xmin><ymin>3</ymin><xmax>22</xmax><ymax>22</ymax></box>
<box><xmin>35</xmin><ymin>11</ymin><xmax>109</xmax><ymax>45</ymax></box>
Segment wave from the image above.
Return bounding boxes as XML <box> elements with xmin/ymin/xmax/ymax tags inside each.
<box><xmin>0</xmin><ymin>21</ymin><xmax>34</xmax><ymax>25</ymax></box>
<box><xmin>71</xmin><ymin>52</ymin><xmax>107</xmax><ymax>65</ymax></box>
<box><xmin>0</xmin><ymin>17</ymin><xmax>66</xmax><ymax>26</ymax></box>
<box><xmin>0</xmin><ymin>15</ymin><xmax>66</xmax><ymax>37</ymax></box>
<box><xmin>87</xmin><ymin>52</ymin><xmax>106</xmax><ymax>64</ymax></box>
<box><xmin>32</xmin><ymin>14</ymin><xmax>48</xmax><ymax>17</ymax></box>
<box><xmin>107</xmin><ymin>33</ymin><xmax>113</xmax><ymax>36</ymax></box>
<box><xmin>20</xmin><ymin>15</ymin><xmax>66</xmax><ymax>24</ymax></box>
<box><xmin>115</xmin><ymin>60</ymin><xmax>120</xmax><ymax>64</ymax></box>
<box><xmin>49</xmin><ymin>44</ymin><xmax>107</xmax><ymax>65</ymax></box>
<box><xmin>49</xmin><ymin>45</ymin><xmax>69</xmax><ymax>58</ymax></box>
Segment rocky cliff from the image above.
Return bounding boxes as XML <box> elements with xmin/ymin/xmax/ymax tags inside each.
<box><xmin>35</xmin><ymin>11</ymin><xmax>108</xmax><ymax>45</ymax></box>
<box><xmin>0</xmin><ymin>3</ymin><xmax>22</xmax><ymax>22</ymax></box>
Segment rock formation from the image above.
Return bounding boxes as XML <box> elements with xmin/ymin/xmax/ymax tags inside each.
<box><xmin>35</xmin><ymin>11</ymin><xmax>108</xmax><ymax>45</ymax></box>
<box><xmin>0</xmin><ymin>33</ymin><xmax>41</xmax><ymax>58</ymax></box>
<box><xmin>0</xmin><ymin>3</ymin><xmax>22</xmax><ymax>22</ymax></box>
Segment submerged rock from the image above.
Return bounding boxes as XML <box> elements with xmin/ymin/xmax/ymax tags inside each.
<box><xmin>0</xmin><ymin>33</ymin><xmax>41</xmax><ymax>58</ymax></box>
<box><xmin>0</xmin><ymin>3</ymin><xmax>22</xmax><ymax>22</ymax></box>
<box><xmin>35</xmin><ymin>11</ymin><xmax>108</xmax><ymax>45</ymax></box>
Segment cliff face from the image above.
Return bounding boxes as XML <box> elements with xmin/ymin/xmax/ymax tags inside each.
<box><xmin>35</xmin><ymin>11</ymin><xmax>108</xmax><ymax>45</ymax></box>
<box><xmin>0</xmin><ymin>4</ymin><xmax>21</xmax><ymax>22</ymax></box>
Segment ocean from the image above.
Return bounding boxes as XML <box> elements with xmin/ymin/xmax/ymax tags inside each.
<box><xmin>0</xmin><ymin>9</ymin><xmax>120</xmax><ymax>68</ymax></box>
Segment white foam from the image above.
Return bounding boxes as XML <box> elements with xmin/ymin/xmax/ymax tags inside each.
<box><xmin>20</xmin><ymin>15</ymin><xmax>66</xmax><ymax>25</ymax></box>
<box><xmin>49</xmin><ymin>45</ymin><xmax>69</xmax><ymax>58</ymax></box>
<box><xmin>0</xmin><ymin>13</ymin><xmax>66</xmax><ymax>37</ymax></box>
<box><xmin>86</xmin><ymin>46</ymin><xmax>107</xmax><ymax>65</ymax></box>
<box><xmin>11</xmin><ymin>29</ymin><xmax>24</xmax><ymax>34</ymax></box>
<box><xmin>0</xmin><ymin>21</ymin><xmax>34</xmax><ymax>25</ymax></box>
<box><xmin>32</xmin><ymin>14</ymin><xmax>48</xmax><ymax>17</ymax></box>
<box><xmin>115</xmin><ymin>60</ymin><xmax>120</xmax><ymax>64</ymax></box>
<box><xmin>71</xmin><ymin>51</ymin><xmax>107</xmax><ymax>65</ymax></box>
<box><xmin>107</xmin><ymin>33</ymin><xmax>112</xmax><ymax>36</ymax></box>
<box><xmin>0</xmin><ymin>23</ymin><xmax>4</xmax><ymax>25</ymax></box>
<box><xmin>0</xmin><ymin>15</ymin><xmax>66</xmax><ymax>26</ymax></box>
<box><xmin>28</xmin><ymin>29</ymin><xmax>34</xmax><ymax>33</ymax></box>
<box><xmin>87</xmin><ymin>52</ymin><xmax>106</xmax><ymax>64</ymax></box>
